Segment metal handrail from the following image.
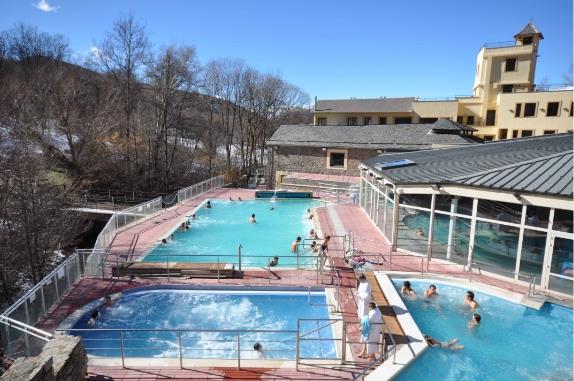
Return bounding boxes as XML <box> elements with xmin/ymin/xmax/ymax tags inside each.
<box><xmin>0</xmin><ymin>316</ymin><xmax>52</xmax><ymax>341</ymax></box>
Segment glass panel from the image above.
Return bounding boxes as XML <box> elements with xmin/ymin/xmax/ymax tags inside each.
<box><xmin>553</xmin><ymin>209</ymin><xmax>573</xmax><ymax>233</ymax></box>
<box><xmin>365</xmin><ymin>184</ymin><xmax>372</xmax><ymax>217</ymax></box>
<box><xmin>376</xmin><ymin>193</ymin><xmax>386</xmax><ymax>233</ymax></box>
<box><xmin>550</xmin><ymin>237</ymin><xmax>573</xmax><ymax>277</ymax></box>
<box><xmin>455</xmin><ymin>197</ymin><xmax>474</xmax><ymax>216</ymax></box>
<box><xmin>525</xmin><ymin>206</ymin><xmax>550</xmax><ymax>228</ymax></box>
<box><xmin>519</xmin><ymin>229</ymin><xmax>546</xmax><ymax>284</ymax></box>
<box><xmin>397</xmin><ymin>206</ymin><xmax>430</xmax><ymax>253</ymax></box>
<box><xmin>399</xmin><ymin>194</ymin><xmax>432</xmax><ymax>209</ymax></box>
<box><xmin>385</xmin><ymin>199</ymin><xmax>394</xmax><ymax>241</ymax></box>
<box><xmin>477</xmin><ymin>200</ymin><xmax>522</xmax><ymax>224</ymax></box>
<box><xmin>548</xmin><ymin>275</ymin><xmax>573</xmax><ymax>296</ymax></box>
<box><xmin>472</xmin><ymin>220</ymin><xmax>520</xmax><ymax>277</ymax></box>
<box><xmin>435</xmin><ymin>195</ymin><xmax>453</xmax><ymax>212</ymax></box>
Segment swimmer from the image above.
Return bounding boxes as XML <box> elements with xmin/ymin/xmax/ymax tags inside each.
<box><xmin>401</xmin><ymin>281</ymin><xmax>416</xmax><ymax>296</ymax></box>
<box><xmin>249</xmin><ymin>214</ymin><xmax>257</xmax><ymax>223</ymax></box>
<box><xmin>291</xmin><ymin>237</ymin><xmax>302</xmax><ymax>253</ymax></box>
<box><xmin>424</xmin><ymin>334</ymin><xmax>464</xmax><ymax>351</ymax></box>
<box><xmin>102</xmin><ymin>296</ymin><xmax>114</xmax><ymax>308</ymax></box>
<box><xmin>307</xmin><ymin>208</ymin><xmax>314</xmax><ymax>220</ymax></box>
<box><xmin>161</xmin><ymin>238</ymin><xmax>168</xmax><ymax>244</ymax></box>
<box><xmin>468</xmin><ymin>313</ymin><xmax>481</xmax><ymax>329</ymax></box>
<box><xmin>191</xmin><ymin>214</ymin><xmax>196</xmax><ymax>220</ymax></box>
<box><xmin>309</xmin><ymin>228</ymin><xmax>319</xmax><ymax>239</ymax></box>
<box><xmin>424</xmin><ymin>285</ymin><xmax>438</xmax><ymax>298</ymax></box>
<box><xmin>229</xmin><ymin>197</ymin><xmax>234</xmax><ymax>201</ymax></box>
<box><xmin>310</xmin><ymin>241</ymin><xmax>319</xmax><ymax>253</ymax></box>
<box><xmin>253</xmin><ymin>342</ymin><xmax>264</xmax><ymax>358</ymax></box>
<box><xmin>268</xmin><ymin>256</ymin><xmax>279</xmax><ymax>267</ymax></box>
<box><xmin>88</xmin><ymin>310</ymin><xmax>99</xmax><ymax>325</ymax></box>
<box><xmin>465</xmin><ymin>291</ymin><xmax>479</xmax><ymax>310</ymax></box>
<box><xmin>270</xmin><ymin>207</ymin><xmax>275</xmax><ymax>211</ymax></box>
<box><xmin>238</xmin><ymin>197</ymin><xmax>243</xmax><ymax>201</ymax></box>
<box><xmin>206</xmin><ymin>201</ymin><xmax>212</xmax><ymax>209</ymax></box>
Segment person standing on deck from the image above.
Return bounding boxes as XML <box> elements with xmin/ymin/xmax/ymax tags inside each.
<box><xmin>357</xmin><ymin>274</ymin><xmax>372</xmax><ymax>318</ymax></box>
<box><xmin>358</xmin><ymin>302</ymin><xmax>382</xmax><ymax>359</ymax></box>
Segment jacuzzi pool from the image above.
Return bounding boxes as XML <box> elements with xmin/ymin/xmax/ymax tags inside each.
<box><xmin>392</xmin><ymin>279</ymin><xmax>573</xmax><ymax>381</ymax></box>
<box><xmin>143</xmin><ymin>199</ymin><xmax>319</xmax><ymax>267</ymax></box>
<box><xmin>66</xmin><ymin>287</ymin><xmax>337</xmax><ymax>361</ymax></box>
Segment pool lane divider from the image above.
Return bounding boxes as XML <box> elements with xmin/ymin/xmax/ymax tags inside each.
<box><xmin>364</xmin><ymin>273</ymin><xmax>427</xmax><ymax>381</ymax></box>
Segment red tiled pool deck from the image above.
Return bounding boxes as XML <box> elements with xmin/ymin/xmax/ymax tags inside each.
<box><xmin>32</xmin><ymin>189</ymin><xmax>568</xmax><ymax>380</ymax></box>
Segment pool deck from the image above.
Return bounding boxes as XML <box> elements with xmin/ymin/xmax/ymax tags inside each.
<box><xmin>29</xmin><ymin>187</ymin><xmax>572</xmax><ymax>380</ymax></box>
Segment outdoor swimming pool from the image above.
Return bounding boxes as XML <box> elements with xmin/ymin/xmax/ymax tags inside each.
<box><xmin>68</xmin><ymin>288</ymin><xmax>336</xmax><ymax>360</ymax></box>
<box><xmin>393</xmin><ymin>279</ymin><xmax>573</xmax><ymax>381</ymax></box>
<box><xmin>143</xmin><ymin>199</ymin><xmax>319</xmax><ymax>267</ymax></box>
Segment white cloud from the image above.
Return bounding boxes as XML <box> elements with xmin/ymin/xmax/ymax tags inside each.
<box><xmin>89</xmin><ymin>46</ymin><xmax>101</xmax><ymax>58</ymax></box>
<box><xmin>34</xmin><ymin>0</ymin><xmax>60</xmax><ymax>12</ymax></box>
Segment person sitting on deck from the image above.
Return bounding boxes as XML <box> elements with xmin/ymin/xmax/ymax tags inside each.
<box><xmin>291</xmin><ymin>237</ymin><xmax>301</xmax><ymax>253</ymax></box>
<box><xmin>238</xmin><ymin>197</ymin><xmax>243</xmax><ymax>201</ymax></box>
<box><xmin>401</xmin><ymin>281</ymin><xmax>416</xmax><ymax>297</ymax></box>
<box><xmin>424</xmin><ymin>334</ymin><xmax>464</xmax><ymax>351</ymax></box>
<box><xmin>307</xmin><ymin>208</ymin><xmax>314</xmax><ymax>220</ymax></box>
<box><xmin>249</xmin><ymin>214</ymin><xmax>256</xmax><ymax>223</ymax></box>
<box><xmin>309</xmin><ymin>228</ymin><xmax>319</xmax><ymax>239</ymax></box>
<box><xmin>229</xmin><ymin>197</ymin><xmax>234</xmax><ymax>201</ymax></box>
<box><xmin>268</xmin><ymin>256</ymin><xmax>279</xmax><ymax>267</ymax></box>
<box><xmin>206</xmin><ymin>201</ymin><xmax>212</xmax><ymax>209</ymax></box>
<box><xmin>465</xmin><ymin>291</ymin><xmax>479</xmax><ymax>310</ymax></box>
<box><xmin>468</xmin><ymin>313</ymin><xmax>481</xmax><ymax>330</ymax></box>
<box><xmin>424</xmin><ymin>285</ymin><xmax>438</xmax><ymax>298</ymax></box>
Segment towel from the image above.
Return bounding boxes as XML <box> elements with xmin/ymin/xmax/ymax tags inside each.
<box><xmin>361</xmin><ymin>314</ymin><xmax>371</xmax><ymax>337</ymax></box>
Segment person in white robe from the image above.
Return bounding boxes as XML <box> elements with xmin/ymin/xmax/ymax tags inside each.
<box><xmin>357</xmin><ymin>274</ymin><xmax>372</xmax><ymax>318</ymax></box>
<box><xmin>358</xmin><ymin>302</ymin><xmax>382</xmax><ymax>359</ymax></box>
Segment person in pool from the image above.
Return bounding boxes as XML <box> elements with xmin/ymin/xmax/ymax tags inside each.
<box><xmin>401</xmin><ymin>281</ymin><xmax>416</xmax><ymax>296</ymax></box>
<box><xmin>424</xmin><ymin>285</ymin><xmax>438</xmax><ymax>298</ymax></box>
<box><xmin>307</xmin><ymin>208</ymin><xmax>314</xmax><ymax>220</ymax></box>
<box><xmin>206</xmin><ymin>201</ymin><xmax>212</xmax><ymax>209</ymax></box>
<box><xmin>249</xmin><ymin>214</ymin><xmax>256</xmax><ymax>223</ymax></box>
<box><xmin>268</xmin><ymin>256</ymin><xmax>279</xmax><ymax>267</ymax></box>
<box><xmin>253</xmin><ymin>342</ymin><xmax>264</xmax><ymax>358</ymax></box>
<box><xmin>465</xmin><ymin>291</ymin><xmax>479</xmax><ymax>310</ymax></box>
<box><xmin>229</xmin><ymin>197</ymin><xmax>234</xmax><ymax>201</ymax></box>
<box><xmin>88</xmin><ymin>310</ymin><xmax>99</xmax><ymax>325</ymax></box>
<box><xmin>291</xmin><ymin>237</ymin><xmax>301</xmax><ymax>253</ymax></box>
<box><xmin>424</xmin><ymin>334</ymin><xmax>464</xmax><ymax>351</ymax></box>
<box><xmin>468</xmin><ymin>313</ymin><xmax>481</xmax><ymax>329</ymax></box>
<box><xmin>102</xmin><ymin>296</ymin><xmax>114</xmax><ymax>308</ymax></box>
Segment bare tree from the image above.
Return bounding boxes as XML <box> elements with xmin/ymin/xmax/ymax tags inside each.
<box><xmin>564</xmin><ymin>63</ymin><xmax>573</xmax><ymax>86</ymax></box>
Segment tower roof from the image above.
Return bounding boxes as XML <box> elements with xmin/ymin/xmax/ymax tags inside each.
<box><xmin>514</xmin><ymin>22</ymin><xmax>544</xmax><ymax>40</ymax></box>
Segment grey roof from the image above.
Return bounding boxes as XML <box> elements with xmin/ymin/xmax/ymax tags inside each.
<box><xmin>514</xmin><ymin>22</ymin><xmax>544</xmax><ymax>39</ymax></box>
<box><xmin>431</xmin><ymin>119</ymin><xmax>476</xmax><ymax>132</ymax></box>
<box><xmin>315</xmin><ymin>97</ymin><xmax>414</xmax><ymax>113</ymax></box>
<box><xmin>363</xmin><ymin>133</ymin><xmax>573</xmax><ymax>197</ymax></box>
<box><xmin>268</xmin><ymin>124</ymin><xmax>479</xmax><ymax>150</ymax></box>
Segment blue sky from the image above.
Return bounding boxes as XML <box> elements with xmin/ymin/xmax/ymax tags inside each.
<box><xmin>1</xmin><ymin>0</ymin><xmax>572</xmax><ymax>101</ymax></box>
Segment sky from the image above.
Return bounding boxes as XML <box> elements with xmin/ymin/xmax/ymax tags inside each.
<box><xmin>1</xmin><ymin>0</ymin><xmax>572</xmax><ymax>101</ymax></box>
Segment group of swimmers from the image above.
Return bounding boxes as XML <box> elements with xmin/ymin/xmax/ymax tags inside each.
<box><xmin>400</xmin><ymin>281</ymin><xmax>483</xmax><ymax>351</ymax></box>
<box><xmin>87</xmin><ymin>295</ymin><xmax>116</xmax><ymax>325</ymax></box>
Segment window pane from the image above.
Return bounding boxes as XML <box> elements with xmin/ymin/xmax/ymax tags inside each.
<box><xmin>394</xmin><ymin>117</ymin><xmax>412</xmax><ymax>124</ymax></box>
<box><xmin>466</xmin><ymin>116</ymin><xmax>474</xmax><ymax>125</ymax></box>
<box><xmin>477</xmin><ymin>200</ymin><xmax>522</xmax><ymax>224</ymax></box>
<box><xmin>524</xmin><ymin>103</ymin><xmax>536</xmax><ymax>117</ymax></box>
<box><xmin>505</xmin><ymin>58</ymin><xmax>516</xmax><ymax>71</ymax></box>
<box><xmin>519</xmin><ymin>229</ymin><xmax>545</xmax><ymax>284</ymax></box>
<box><xmin>525</xmin><ymin>206</ymin><xmax>550</xmax><ymax>228</ymax></box>
<box><xmin>521</xmin><ymin>130</ymin><xmax>533</xmax><ymax>137</ymax></box>
<box><xmin>329</xmin><ymin>153</ymin><xmax>345</xmax><ymax>167</ymax></box>
<box><xmin>379</xmin><ymin>117</ymin><xmax>387</xmax><ymax>125</ymax></box>
<box><xmin>473</xmin><ymin>220</ymin><xmax>520</xmax><ymax>276</ymax></box>
<box><xmin>435</xmin><ymin>195</ymin><xmax>454</xmax><ymax>212</ymax></box>
<box><xmin>546</xmin><ymin>102</ymin><xmax>560</xmax><ymax>117</ymax></box>
<box><xmin>398</xmin><ymin>206</ymin><xmax>430</xmax><ymax>251</ymax></box>
<box><xmin>399</xmin><ymin>194</ymin><xmax>432</xmax><ymax>209</ymax></box>
<box><xmin>515</xmin><ymin>103</ymin><xmax>522</xmax><ymax>117</ymax></box>
<box><xmin>553</xmin><ymin>209</ymin><xmax>573</xmax><ymax>233</ymax></box>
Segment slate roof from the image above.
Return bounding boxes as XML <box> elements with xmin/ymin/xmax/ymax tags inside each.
<box><xmin>267</xmin><ymin>124</ymin><xmax>479</xmax><ymax>150</ymax></box>
<box><xmin>362</xmin><ymin>133</ymin><xmax>573</xmax><ymax>197</ymax></box>
<box><xmin>514</xmin><ymin>22</ymin><xmax>544</xmax><ymax>39</ymax></box>
<box><xmin>431</xmin><ymin>119</ymin><xmax>476</xmax><ymax>132</ymax></box>
<box><xmin>314</xmin><ymin>97</ymin><xmax>414</xmax><ymax>113</ymax></box>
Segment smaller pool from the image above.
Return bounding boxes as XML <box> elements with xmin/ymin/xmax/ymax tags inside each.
<box><xmin>393</xmin><ymin>279</ymin><xmax>573</xmax><ymax>381</ymax></box>
<box><xmin>69</xmin><ymin>287</ymin><xmax>337</xmax><ymax>361</ymax></box>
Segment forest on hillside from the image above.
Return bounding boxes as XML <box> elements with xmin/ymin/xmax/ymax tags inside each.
<box><xmin>0</xmin><ymin>16</ymin><xmax>311</xmax><ymax>306</ymax></box>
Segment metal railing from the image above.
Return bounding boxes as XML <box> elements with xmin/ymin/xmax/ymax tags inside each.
<box><xmin>482</xmin><ymin>40</ymin><xmax>516</xmax><ymax>49</ymax></box>
<box><xmin>177</xmin><ymin>175</ymin><xmax>224</xmax><ymax>204</ymax></box>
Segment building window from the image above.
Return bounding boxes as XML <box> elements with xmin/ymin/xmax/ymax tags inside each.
<box><xmin>466</xmin><ymin>115</ymin><xmax>474</xmax><ymax>125</ymax></box>
<box><xmin>544</xmin><ymin>130</ymin><xmax>556</xmax><ymax>135</ymax></box>
<box><xmin>419</xmin><ymin>117</ymin><xmax>438</xmax><ymax>123</ymax></box>
<box><xmin>457</xmin><ymin>115</ymin><xmax>463</xmax><ymax>123</ymax></box>
<box><xmin>394</xmin><ymin>117</ymin><xmax>412</xmax><ymax>124</ymax></box>
<box><xmin>499</xmin><ymin>129</ymin><xmax>508</xmax><ymax>139</ymax></box>
<box><xmin>486</xmin><ymin>110</ymin><xmax>496</xmax><ymax>126</ymax></box>
<box><xmin>512</xmin><ymin>130</ymin><xmax>519</xmax><ymax>138</ymax></box>
<box><xmin>505</xmin><ymin>58</ymin><xmax>517</xmax><ymax>72</ymax></box>
<box><xmin>483</xmin><ymin>135</ymin><xmax>494</xmax><ymax>141</ymax></box>
<box><xmin>521</xmin><ymin>130</ymin><xmax>533</xmax><ymax>137</ymax></box>
<box><xmin>326</xmin><ymin>149</ymin><xmax>347</xmax><ymax>170</ymax></box>
<box><xmin>502</xmin><ymin>84</ymin><xmax>514</xmax><ymax>93</ymax></box>
<box><xmin>379</xmin><ymin>117</ymin><xmax>387</xmax><ymax>125</ymax></box>
<box><xmin>347</xmin><ymin>117</ymin><xmax>357</xmax><ymax>126</ymax></box>
<box><xmin>523</xmin><ymin>103</ymin><xmax>537</xmax><ymax>117</ymax></box>
<box><xmin>570</xmin><ymin>102</ymin><xmax>573</xmax><ymax>117</ymax></box>
<box><xmin>515</xmin><ymin>103</ymin><xmax>522</xmax><ymax>117</ymax></box>
<box><xmin>546</xmin><ymin>102</ymin><xmax>560</xmax><ymax>117</ymax></box>
<box><xmin>522</xmin><ymin>36</ymin><xmax>533</xmax><ymax>45</ymax></box>
<box><xmin>363</xmin><ymin>117</ymin><xmax>371</xmax><ymax>125</ymax></box>
<box><xmin>317</xmin><ymin>117</ymin><xmax>326</xmax><ymax>126</ymax></box>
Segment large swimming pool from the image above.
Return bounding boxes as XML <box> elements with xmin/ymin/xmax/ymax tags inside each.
<box><xmin>143</xmin><ymin>199</ymin><xmax>318</xmax><ymax>267</ymax></box>
<box><xmin>393</xmin><ymin>279</ymin><xmax>573</xmax><ymax>381</ymax></box>
<box><xmin>70</xmin><ymin>288</ymin><xmax>336</xmax><ymax>360</ymax></box>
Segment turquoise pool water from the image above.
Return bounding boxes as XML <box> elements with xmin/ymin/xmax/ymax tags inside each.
<box><xmin>143</xmin><ymin>199</ymin><xmax>319</xmax><ymax>267</ymax></box>
<box><xmin>71</xmin><ymin>289</ymin><xmax>336</xmax><ymax>360</ymax></box>
<box><xmin>393</xmin><ymin>279</ymin><xmax>573</xmax><ymax>381</ymax></box>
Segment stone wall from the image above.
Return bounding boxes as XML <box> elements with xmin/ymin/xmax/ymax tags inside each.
<box><xmin>1</xmin><ymin>335</ymin><xmax>87</xmax><ymax>381</ymax></box>
<box><xmin>274</xmin><ymin>146</ymin><xmax>379</xmax><ymax>177</ymax></box>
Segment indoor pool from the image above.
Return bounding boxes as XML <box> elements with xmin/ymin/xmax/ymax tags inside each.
<box><xmin>143</xmin><ymin>199</ymin><xmax>319</xmax><ymax>267</ymax></box>
<box><xmin>393</xmin><ymin>279</ymin><xmax>573</xmax><ymax>381</ymax></box>
<box><xmin>70</xmin><ymin>288</ymin><xmax>336</xmax><ymax>360</ymax></box>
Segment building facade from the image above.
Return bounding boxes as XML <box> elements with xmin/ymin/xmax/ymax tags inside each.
<box><xmin>314</xmin><ymin>23</ymin><xmax>573</xmax><ymax>141</ymax></box>
<box><xmin>358</xmin><ymin>133</ymin><xmax>573</xmax><ymax>296</ymax></box>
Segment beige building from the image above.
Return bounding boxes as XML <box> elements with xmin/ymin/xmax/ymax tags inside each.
<box><xmin>314</xmin><ymin>22</ymin><xmax>573</xmax><ymax>140</ymax></box>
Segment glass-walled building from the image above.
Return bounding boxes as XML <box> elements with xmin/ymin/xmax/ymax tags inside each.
<box><xmin>359</xmin><ymin>134</ymin><xmax>573</xmax><ymax>296</ymax></box>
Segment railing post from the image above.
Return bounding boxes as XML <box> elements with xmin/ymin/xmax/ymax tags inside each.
<box><xmin>119</xmin><ymin>331</ymin><xmax>125</xmax><ymax>368</ymax></box>
<box><xmin>23</xmin><ymin>301</ymin><xmax>31</xmax><ymax>356</ymax></box>
<box><xmin>54</xmin><ymin>273</ymin><xmax>60</xmax><ymax>301</ymax></box>
<box><xmin>421</xmin><ymin>257</ymin><xmax>424</xmax><ymax>275</ymax></box>
<box><xmin>238</xmin><ymin>245</ymin><xmax>242</xmax><ymax>273</ymax></box>
<box><xmin>39</xmin><ymin>284</ymin><xmax>47</xmax><ymax>317</ymax></box>
<box><xmin>341</xmin><ymin>321</ymin><xmax>347</xmax><ymax>364</ymax></box>
<box><xmin>236</xmin><ymin>331</ymin><xmax>241</xmax><ymax>369</ymax></box>
<box><xmin>178</xmin><ymin>332</ymin><xmax>183</xmax><ymax>369</ymax></box>
<box><xmin>296</xmin><ymin>320</ymin><xmax>300</xmax><ymax>371</ymax></box>
<box><xmin>116</xmin><ymin>253</ymin><xmax>120</xmax><ymax>280</ymax></box>
<box><xmin>100</xmin><ymin>254</ymin><xmax>105</xmax><ymax>280</ymax></box>
<box><xmin>217</xmin><ymin>256</ymin><xmax>220</xmax><ymax>283</ymax></box>
<box><xmin>167</xmin><ymin>257</ymin><xmax>170</xmax><ymax>282</ymax></box>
